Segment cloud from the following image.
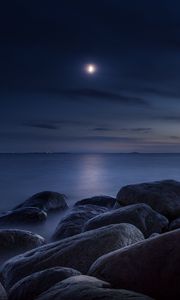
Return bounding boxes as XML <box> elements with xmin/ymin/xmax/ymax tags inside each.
<box><xmin>23</xmin><ymin>121</ymin><xmax>60</xmax><ymax>130</ymax></box>
<box><xmin>92</xmin><ymin>127</ymin><xmax>112</xmax><ymax>132</ymax></box>
<box><xmin>120</xmin><ymin>127</ymin><xmax>152</xmax><ymax>133</ymax></box>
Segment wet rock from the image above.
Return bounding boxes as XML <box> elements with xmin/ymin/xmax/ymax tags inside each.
<box><xmin>35</xmin><ymin>275</ymin><xmax>153</xmax><ymax>300</ymax></box>
<box><xmin>52</xmin><ymin>205</ymin><xmax>107</xmax><ymax>241</ymax></box>
<box><xmin>116</xmin><ymin>180</ymin><xmax>180</xmax><ymax>219</ymax></box>
<box><xmin>14</xmin><ymin>191</ymin><xmax>68</xmax><ymax>212</ymax></box>
<box><xmin>0</xmin><ymin>229</ymin><xmax>45</xmax><ymax>263</ymax></box>
<box><xmin>74</xmin><ymin>196</ymin><xmax>116</xmax><ymax>208</ymax></box>
<box><xmin>9</xmin><ymin>267</ymin><xmax>81</xmax><ymax>300</ymax></box>
<box><xmin>84</xmin><ymin>203</ymin><xmax>168</xmax><ymax>237</ymax></box>
<box><xmin>89</xmin><ymin>229</ymin><xmax>180</xmax><ymax>299</ymax></box>
<box><xmin>0</xmin><ymin>207</ymin><xmax>47</xmax><ymax>225</ymax></box>
<box><xmin>1</xmin><ymin>223</ymin><xmax>144</xmax><ymax>289</ymax></box>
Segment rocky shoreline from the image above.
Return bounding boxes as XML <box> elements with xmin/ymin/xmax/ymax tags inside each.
<box><xmin>0</xmin><ymin>179</ymin><xmax>180</xmax><ymax>299</ymax></box>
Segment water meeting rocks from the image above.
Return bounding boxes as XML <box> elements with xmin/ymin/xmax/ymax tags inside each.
<box><xmin>52</xmin><ymin>204</ymin><xmax>107</xmax><ymax>241</ymax></box>
<box><xmin>8</xmin><ymin>267</ymin><xmax>81</xmax><ymax>300</ymax></box>
<box><xmin>74</xmin><ymin>195</ymin><xmax>116</xmax><ymax>208</ymax></box>
<box><xmin>116</xmin><ymin>180</ymin><xmax>180</xmax><ymax>219</ymax></box>
<box><xmin>89</xmin><ymin>228</ymin><xmax>180</xmax><ymax>299</ymax></box>
<box><xmin>0</xmin><ymin>229</ymin><xmax>45</xmax><ymax>263</ymax></box>
<box><xmin>0</xmin><ymin>207</ymin><xmax>47</xmax><ymax>225</ymax></box>
<box><xmin>14</xmin><ymin>191</ymin><xmax>68</xmax><ymax>212</ymax></box>
<box><xmin>1</xmin><ymin>223</ymin><xmax>144</xmax><ymax>289</ymax></box>
<box><xmin>84</xmin><ymin>203</ymin><xmax>168</xmax><ymax>237</ymax></box>
<box><xmin>35</xmin><ymin>275</ymin><xmax>153</xmax><ymax>300</ymax></box>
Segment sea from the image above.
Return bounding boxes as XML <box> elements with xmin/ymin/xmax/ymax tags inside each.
<box><xmin>0</xmin><ymin>153</ymin><xmax>180</xmax><ymax>239</ymax></box>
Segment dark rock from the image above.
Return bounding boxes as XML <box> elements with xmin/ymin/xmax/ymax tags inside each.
<box><xmin>84</xmin><ymin>204</ymin><xmax>168</xmax><ymax>237</ymax></box>
<box><xmin>74</xmin><ymin>196</ymin><xmax>116</xmax><ymax>208</ymax></box>
<box><xmin>0</xmin><ymin>282</ymin><xmax>7</xmax><ymax>300</ymax></box>
<box><xmin>0</xmin><ymin>207</ymin><xmax>47</xmax><ymax>225</ymax></box>
<box><xmin>52</xmin><ymin>205</ymin><xmax>107</xmax><ymax>241</ymax></box>
<box><xmin>0</xmin><ymin>229</ymin><xmax>45</xmax><ymax>263</ymax></box>
<box><xmin>169</xmin><ymin>217</ymin><xmax>180</xmax><ymax>231</ymax></box>
<box><xmin>1</xmin><ymin>223</ymin><xmax>144</xmax><ymax>289</ymax></box>
<box><xmin>35</xmin><ymin>275</ymin><xmax>153</xmax><ymax>300</ymax></box>
<box><xmin>89</xmin><ymin>229</ymin><xmax>180</xmax><ymax>300</ymax></box>
<box><xmin>9</xmin><ymin>267</ymin><xmax>81</xmax><ymax>300</ymax></box>
<box><xmin>116</xmin><ymin>180</ymin><xmax>180</xmax><ymax>219</ymax></box>
<box><xmin>14</xmin><ymin>191</ymin><xmax>68</xmax><ymax>212</ymax></box>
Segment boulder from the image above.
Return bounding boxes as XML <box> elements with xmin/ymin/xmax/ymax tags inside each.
<box><xmin>35</xmin><ymin>275</ymin><xmax>153</xmax><ymax>300</ymax></box>
<box><xmin>74</xmin><ymin>196</ymin><xmax>116</xmax><ymax>208</ymax></box>
<box><xmin>0</xmin><ymin>207</ymin><xmax>47</xmax><ymax>225</ymax></box>
<box><xmin>84</xmin><ymin>204</ymin><xmax>168</xmax><ymax>237</ymax></box>
<box><xmin>89</xmin><ymin>229</ymin><xmax>180</xmax><ymax>299</ymax></box>
<box><xmin>116</xmin><ymin>180</ymin><xmax>180</xmax><ymax>219</ymax></box>
<box><xmin>0</xmin><ymin>229</ymin><xmax>45</xmax><ymax>263</ymax></box>
<box><xmin>1</xmin><ymin>223</ymin><xmax>144</xmax><ymax>289</ymax></box>
<box><xmin>169</xmin><ymin>217</ymin><xmax>180</xmax><ymax>231</ymax></box>
<box><xmin>0</xmin><ymin>283</ymin><xmax>7</xmax><ymax>300</ymax></box>
<box><xmin>52</xmin><ymin>205</ymin><xmax>107</xmax><ymax>241</ymax></box>
<box><xmin>8</xmin><ymin>267</ymin><xmax>81</xmax><ymax>300</ymax></box>
<box><xmin>14</xmin><ymin>191</ymin><xmax>68</xmax><ymax>212</ymax></box>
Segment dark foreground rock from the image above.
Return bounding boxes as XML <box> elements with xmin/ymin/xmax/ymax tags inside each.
<box><xmin>0</xmin><ymin>207</ymin><xmax>47</xmax><ymax>225</ymax></box>
<box><xmin>0</xmin><ymin>283</ymin><xmax>7</xmax><ymax>300</ymax></box>
<box><xmin>84</xmin><ymin>203</ymin><xmax>168</xmax><ymax>237</ymax></box>
<box><xmin>52</xmin><ymin>205</ymin><xmax>107</xmax><ymax>241</ymax></box>
<box><xmin>89</xmin><ymin>228</ymin><xmax>180</xmax><ymax>300</ymax></box>
<box><xmin>169</xmin><ymin>217</ymin><xmax>180</xmax><ymax>231</ymax></box>
<box><xmin>74</xmin><ymin>196</ymin><xmax>116</xmax><ymax>208</ymax></box>
<box><xmin>9</xmin><ymin>267</ymin><xmax>81</xmax><ymax>300</ymax></box>
<box><xmin>14</xmin><ymin>191</ymin><xmax>68</xmax><ymax>212</ymax></box>
<box><xmin>35</xmin><ymin>275</ymin><xmax>154</xmax><ymax>300</ymax></box>
<box><xmin>116</xmin><ymin>180</ymin><xmax>180</xmax><ymax>219</ymax></box>
<box><xmin>1</xmin><ymin>223</ymin><xmax>144</xmax><ymax>289</ymax></box>
<box><xmin>0</xmin><ymin>229</ymin><xmax>45</xmax><ymax>263</ymax></box>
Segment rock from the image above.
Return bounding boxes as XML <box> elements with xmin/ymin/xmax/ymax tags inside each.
<box><xmin>74</xmin><ymin>196</ymin><xmax>116</xmax><ymax>208</ymax></box>
<box><xmin>0</xmin><ymin>207</ymin><xmax>47</xmax><ymax>225</ymax></box>
<box><xmin>0</xmin><ymin>282</ymin><xmax>7</xmax><ymax>300</ymax></box>
<box><xmin>169</xmin><ymin>217</ymin><xmax>180</xmax><ymax>231</ymax></box>
<box><xmin>35</xmin><ymin>275</ymin><xmax>153</xmax><ymax>300</ymax></box>
<box><xmin>52</xmin><ymin>205</ymin><xmax>107</xmax><ymax>241</ymax></box>
<box><xmin>8</xmin><ymin>267</ymin><xmax>81</xmax><ymax>300</ymax></box>
<box><xmin>116</xmin><ymin>180</ymin><xmax>180</xmax><ymax>219</ymax></box>
<box><xmin>1</xmin><ymin>223</ymin><xmax>144</xmax><ymax>289</ymax></box>
<box><xmin>84</xmin><ymin>203</ymin><xmax>168</xmax><ymax>237</ymax></box>
<box><xmin>14</xmin><ymin>191</ymin><xmax>68</xmax><ymax>212</ymax></box>
<box><xmin>89</xmin><ymin>229</ymin><xmax>180</xmax><ymax>299</ymax></box>
<box><xmin>0</xmin><ymin>229</ymin><xmax>45</xmax><ymax>263</ymax></box>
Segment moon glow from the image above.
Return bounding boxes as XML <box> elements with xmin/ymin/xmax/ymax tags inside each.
<box><xmin>85</xmin><ymin>64</ymin><xmax>97</xmax><ymax>74</ymax></box>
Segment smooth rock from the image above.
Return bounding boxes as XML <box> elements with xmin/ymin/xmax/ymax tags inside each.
<box><xmin>84</xmin><ymin>203</ymin><xmax>168</xmax><ymax>237</ymax></box>
<box><xmin>35</xmin><ymin>275</ymin><xmax>153</xmax><ymax>300</ymax></box>
<box><xmin>116</xmin><ymin>180</ymin><xmax>180</xmax><ymax>219</ymax></box>
<box><xmin>0</xmin><ymin>207</ymin><xmax>47</xmax><ymax>225</ymax></box>
<box><xmin>169</xmin><ymin>217</ymin><xmax>180</xmax><ymax>231</ymax></box>
<box><xmin>14</xmin><ymin>191</ymin><xmax>68</xmax><ymax>212</ymax></box>
<box><xmin>52</xmin><ymin>205</ymin><xmax>107</xmax><ymax>241</ymax></box>
<box><xmin>0</xmin><ymin>229</ymin><xmax>45</xmax><ymax>263</ymax></box>
<box><xmin>0</xmin><ymin>283</ymin><xmax>7</xmax><ymax>300</ymax></box>
<box><xmin>1</xmin><ymin>223</ymin><xmax>144</xmax><ymax>289</ymax></box>
<box><xmin>74</xmin><ymin>196</ymin><xmax>116</xmax><ymax>208</ymax></box>
<box><xmin>89</xmin><ymin>228</ymin><xmax>180</xmax><ymax>299</ymax></box>
<box><xmin>9</xmin><ymin>267</ymin><xmax>81</xmax><ymax>300</ymax></box>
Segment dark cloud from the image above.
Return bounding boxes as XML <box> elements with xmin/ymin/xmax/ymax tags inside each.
<box><xmin>93</xmin><ymin>127</ymin><xmax>112</xmax><ymax>132</ymax></box>
<box><xmin>120</xmin><ymin>128</ymin><xmax>152</xmax><ymax>133</ymax></box>
<box><xmin>23</xmin><ymin>121</ymin><xmax>60</xmax><ymax>130</ymax></box>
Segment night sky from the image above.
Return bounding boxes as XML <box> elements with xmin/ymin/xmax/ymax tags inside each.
<box><xmin>1</xmin><ymin>0</ymin><xmax>180</xmax><ymax>153</ymax></box>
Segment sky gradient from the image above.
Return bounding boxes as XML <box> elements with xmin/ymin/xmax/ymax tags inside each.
<box><xmin>1</xmin><ymin>0</ymin><xmax>180</xmax><ymax>152</ymax></box>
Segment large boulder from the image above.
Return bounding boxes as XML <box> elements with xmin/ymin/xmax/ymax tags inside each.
<box><xmin>52</xmin><ymin>205</ymin><xmax>107</xmax><ymax>241</ymax></box>
<box><xmin>0</xmin><ymin>207</ymin><xmax>47</xmax><ymax>225</ymax></box>
<box><xmin>0</xmin><ymin>283</ymin><xmax>7</xmax><ymax>300</ymax></box>
<box><xmin>0</xmin><ymin>229</ymin><xmax>45</xmax><ymax>263</ymax></box>
<box><xmin>74</xmin><ymin>196</ymin><xmax>116</xmax><ymax>208</ymax></box>
<box><xmin>14</xmin><ymin>191</ymin><xmax>68</xmax><ymax>212</ymax></box>
<box><xmin>8</xmin><ymin>267</ymin><xmax>81</xmax><ymax>300</ymax></box>
<box><xmin>35</xmin><ymin>275</ymin><xmax>153</xmax><ymax>300</ymax></box>
<box><xmin>84</xmin><ymin>204</ymin><xmax>168</xmax><ymax>237</ymax></box>
<box><xmin>116</xmin><ymin>180</ymin><xmax>180</xmax><ymax>219</ymax></box>
<box><xmin>89</xmin><ymin>229</ymin><xmax>180</xmax><ymax>299</ymax></box>
<box><xmin>1</xmin><ymin>223</ymin><xmax>144</xmax><ymax>289</ymax></box>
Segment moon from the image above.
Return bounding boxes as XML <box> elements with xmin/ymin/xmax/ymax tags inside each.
<box><xmin>85</xmin><ymin>64</ymin><xmax>97</xmax><ymax>74</ymax></box>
